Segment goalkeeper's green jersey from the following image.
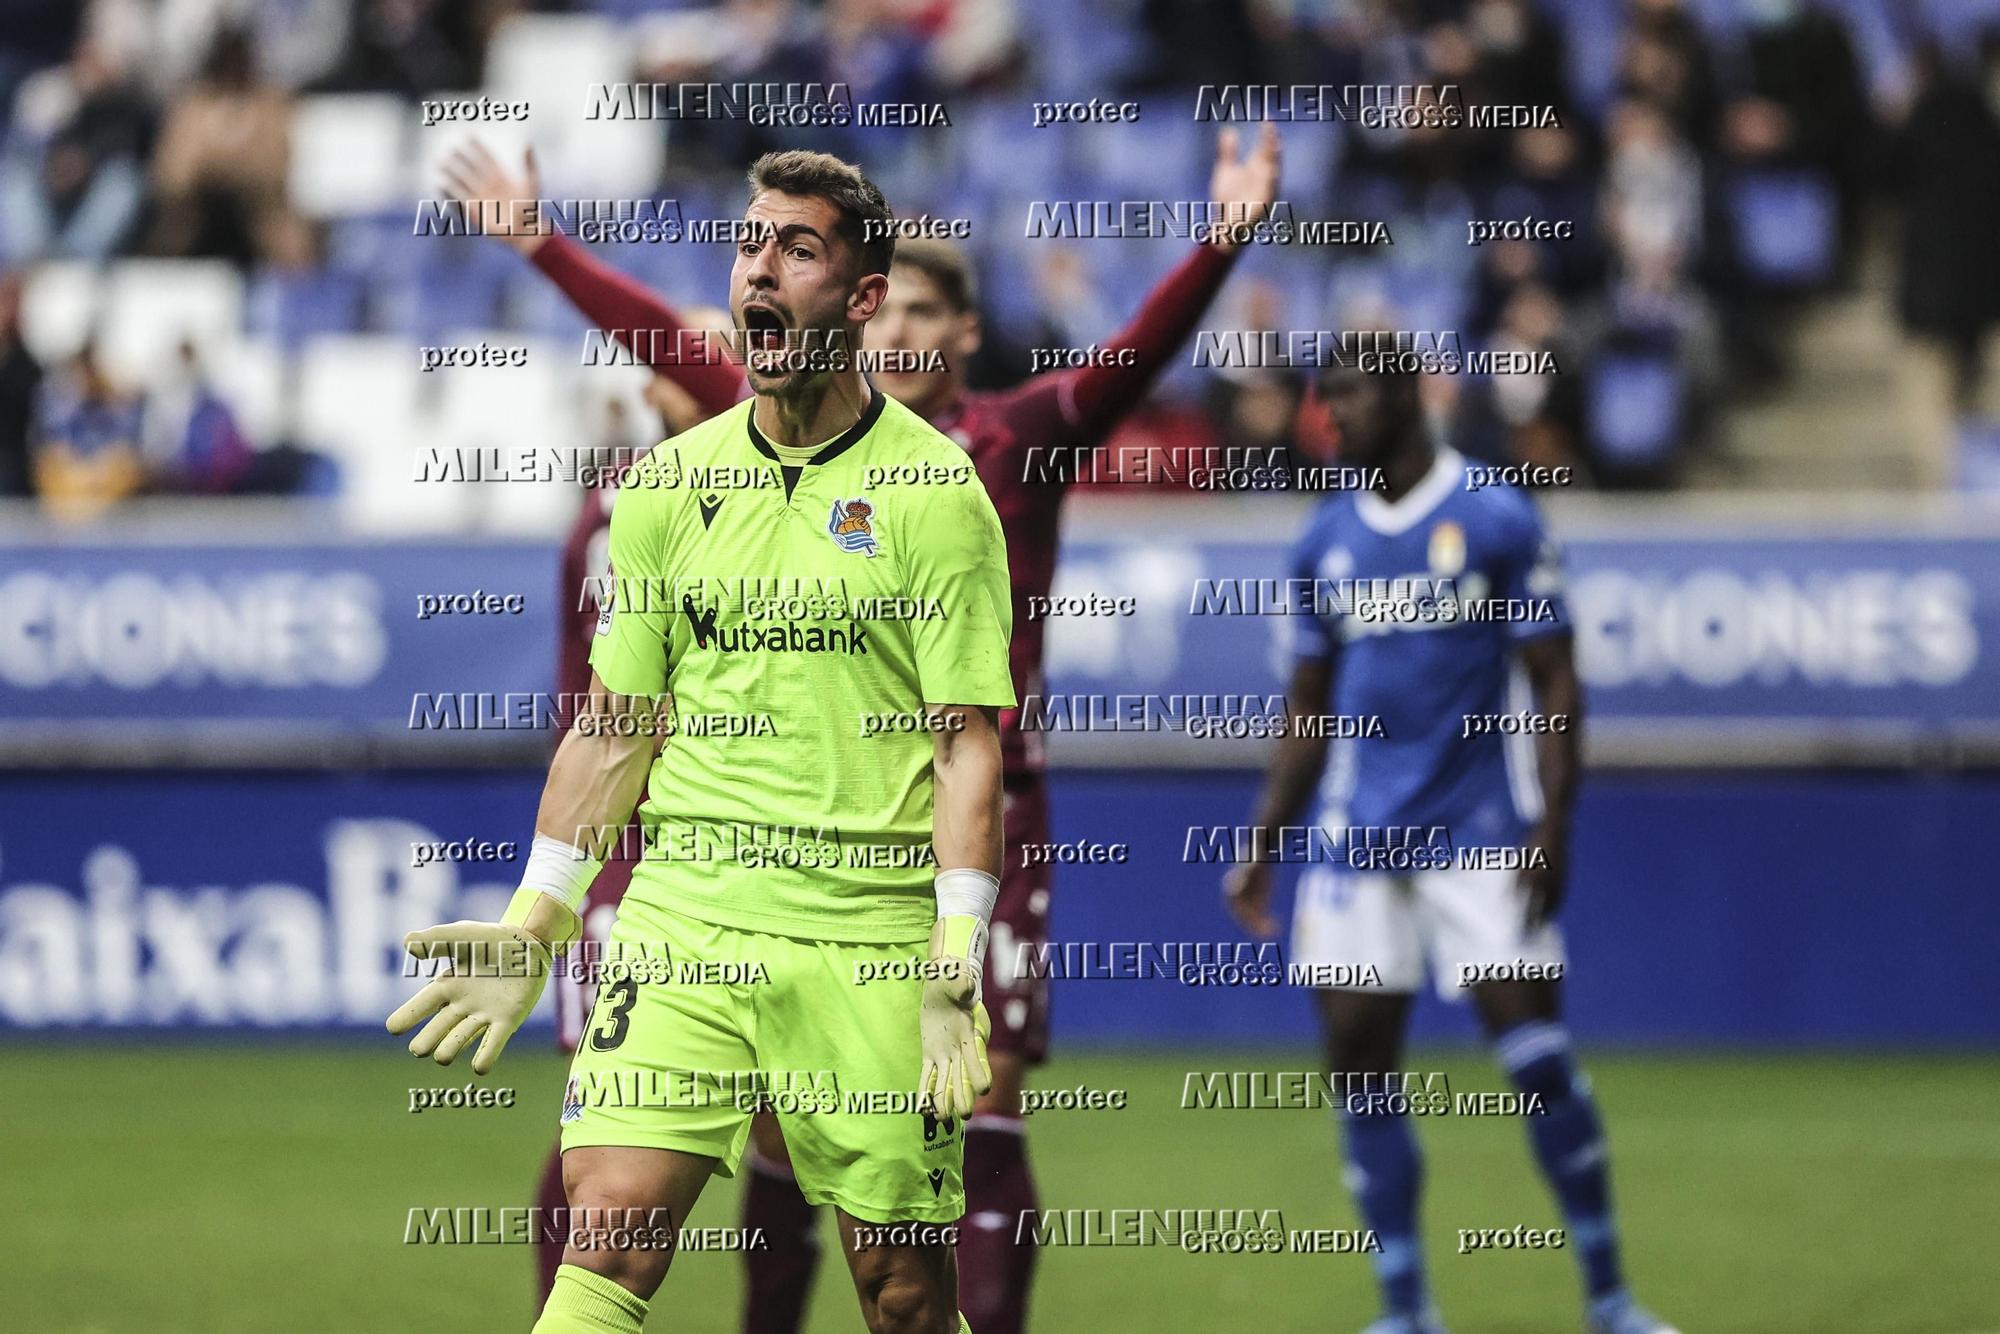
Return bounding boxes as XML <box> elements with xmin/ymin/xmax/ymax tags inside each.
<box><xmin>590</xmin><ymin>390</ymin><xmax>1015</xmax><ymax>944</ymax></box>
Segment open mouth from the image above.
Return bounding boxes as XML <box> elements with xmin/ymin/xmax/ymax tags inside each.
<box><xmin>741</xmin><ymin>305</ymin><xmax>787</xmax><ymax>356</ymax></box>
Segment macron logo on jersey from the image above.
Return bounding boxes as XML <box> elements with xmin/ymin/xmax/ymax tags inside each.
<box><xmin>682</xmin><ymin>595</ymin><xmax>719</xmax><ymax>647</ymax></box>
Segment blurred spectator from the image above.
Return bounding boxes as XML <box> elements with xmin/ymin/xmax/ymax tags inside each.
<box><xmin>0</xmin><ymin>0</ymin><xmax>85</xmax><ymax>141</ymax></box>
<box><xmin>141</xmin><ymin>337</ymin><xmax>253</xmax><ymax>495</ymax></box>
<box><xmin>637</xmin><ymin>1</ymin><xmax>840</xmax><ymax>171</ymax></box>
<box><xmin>313</xmin><ymin>0</ymin><xmax>495</xmax><ymax>96</ymax></box>
<box><xmin>1028</xmin><ymin>246</ymin><xmax>1119</xmax><ymax>366</ymax></box>
<box><xmin>1724</xmin><ymin>0</ymin><xmax>1871</xmax><ymax>278</ymax></box>
<box><xmin>1889</xmin><ymin>38</ymin><xmax>2000</xmax><ymax>410</ymax></box>
<box><xmin>145</xmin><ymin>28</ymin><xmax>290</xmax><ymax>266</ymax></box>
<box><xmin>1483</xmin><ymin>125</ymin><xmax>1605</xmax><ymax>303</ymax></box>
<box><xmin>152</xmin><ymin>0</ymin><xmax>350</xmax><ymax>94</ymax></box>
<box><xmin>31</xmin><ymin>337</ymin><xmax>145</xmax><ymax>521</ymax></box>
<box><xmin>0</xmin><ymin>271</ymin><xmax>43</xmax><ymax>497</ymax></box>
<box><xmin>1574</xmin><ymin>253</ymin><xmax>1725</xmax><ymax>487</ymax></box>
<box><xmin>1455</xmin><ymin>281</ymin><xmax>1587</xmax><ymax>478</ymax></box>
<box><xmin>1465</xmin><ymin>0</ymin><xmax>1572</xmax><ymax>118</ymax></box>
<box><xmin>1203</xmin><ymin>276</ymin><xmax>1311</xmax><ymax>485</ymax></box>
<box><xmin>825</xmin><ymin>0</ymin><xmax>939</xmax><ymax>108</ymax></box>
<box><xmin>1618</xmin><ymin>0</ymin><xmax>1718</xmax><ymax>147</ymax></box>
<box><xmin>0</xmin><ymin>28</ymin><xmax>154</xmax><ymax>263</ymax></box>
<box><xmin>918</xmin><ymin>0</ymin><xmax>1024</xmax><ymax>91</ymax></box>
<box><xmin>1126</xmin><ymin>0</ymin><xmax>1269</xmax><ymax>91</ymax></box>
<box><xmin>0</xmin><ymin>0</ymin><xmax>1951</xmax><ymax>509</ymax></box>
<box><xmin>1601</xmin><ymin>98</ymin><xmax>1702</xmax><ymax>280</ymax></box>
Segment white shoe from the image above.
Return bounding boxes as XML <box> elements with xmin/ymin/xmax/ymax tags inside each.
<box><xmin>1587</xmin><ymin>1293</ymin><xmax>1680</xmax><ymax>1334</ymax></box>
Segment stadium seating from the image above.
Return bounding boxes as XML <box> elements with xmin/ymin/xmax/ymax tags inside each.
<box><xmin>17</xmin><ymin>260</ymin><xmax>100</xmax><ymax>363</ymax></box>
<box><xmin>1586</xmin><ymin>351</ymin><xmax>1688</xmax><ymax>476</ymax></box>
<box><xmin>289</xmin><ymin>96</ymin><xmax>411</xmax><ymax>220</ymax></box>
<box><xmin>1726</xmin><ymin>169</ymin><xmax>1839</xmax><ymax>292</ymax></box>
<box><xmin>248</xmin><ymin>265</ymin><xmax>369</xmax><ymax>350</ymax></box>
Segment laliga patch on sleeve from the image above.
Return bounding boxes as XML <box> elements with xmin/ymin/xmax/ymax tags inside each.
<box><xmin>594</xmin><ymin>560</ymin><xmax>616</xmax><ymax>637</ymax></box>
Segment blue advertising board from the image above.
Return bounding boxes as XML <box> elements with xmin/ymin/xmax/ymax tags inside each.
<box><xmin>0</xmin><ymin>768</ymin><xmax>1992</xmax><ymax>1041</ymax></box>
<box><xmin>4</xmin><ymin>503</ymin><xmax>1997</xmax><ymax>762</ymax></box>
<box><xmin>0</xmin><ymin>534</ymin><xmax>558</xmax><ymax>757</ymax></box>
<box><xmin>1038</xmin><ymin>502</ymin><xmax>2000</xmax><ymax>762</ymax></box>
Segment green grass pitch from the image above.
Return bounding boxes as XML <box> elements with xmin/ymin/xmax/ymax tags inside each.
<box><xmin>4</xmin><ymin>1044</ymin><xmax>1995</xmax><ymax>1333</ymax></box>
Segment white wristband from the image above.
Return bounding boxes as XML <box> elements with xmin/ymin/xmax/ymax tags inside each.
<box><xmin>934</xmin><ymin>867</ymin><xmax>1000</xmax><ymax>923</ymax></box>
<box><xmin>520</xmin><ymin>834</ymin><xmax>605</xmax><ymax>914</ymax></box>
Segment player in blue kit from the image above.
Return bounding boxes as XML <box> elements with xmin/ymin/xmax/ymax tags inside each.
<box><xmin>1223</xmin><ymin>360</ymin><xmax>1677</xmax><ymax>1334</ymax></box>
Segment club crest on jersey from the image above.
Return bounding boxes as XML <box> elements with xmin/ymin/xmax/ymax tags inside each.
<box><xmin>1428</xmin><ymin>521</ymin><xmax>1466</xmax><ymax>578</ymax></box>
<box><xmin>827</xmin><ymin>498</ymin><xmax>879</xmax><ymax>557</ymax></box>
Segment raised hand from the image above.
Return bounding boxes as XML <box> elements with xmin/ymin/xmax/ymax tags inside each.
<box><xmin>439</xmin><ymin>140</ymin><xmax>549</xmax><ymax>257</ymax></box>
<box><xmin>1207</xmin><ymin>122</ymin><xmax>1283</xmax><ymax>249</ymax></box>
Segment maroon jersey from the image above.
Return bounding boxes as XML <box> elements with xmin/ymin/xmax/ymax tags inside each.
<box><xmin>556</xmin><ymin>480</ymin><xmax>616</xmax><ymax>711</ymax></box>
<box><xmin>936</xmin><ymin>246</ymin><xmax>1239</xmax><ymax>773</ymax></box>
<box><xmin>530</xmin><ymin>232</ymin><xmax>1241</xmax><ymax>778</ymax></box>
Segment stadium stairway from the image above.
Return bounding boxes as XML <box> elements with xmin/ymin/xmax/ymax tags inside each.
<box><xmin>1701</xmin><ymin>241</ymin><xmax>1945</xmax><ymax>492</ymax></box>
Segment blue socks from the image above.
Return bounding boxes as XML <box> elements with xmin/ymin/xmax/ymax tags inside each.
<box><xmin>1334</xmin><ymin>1025</ymin><xmax>1629</xmax><ymax>1321</ymax></box>
<box><xmin>1339</xmin><ymin>1100</ymin><xmax>1427</xmax><ymax>1315</ymax></box>
<box><xmin>1495</xmin><ymin>1021</ymin><xmax>1625</xmax><ymax>1301</ymax></box>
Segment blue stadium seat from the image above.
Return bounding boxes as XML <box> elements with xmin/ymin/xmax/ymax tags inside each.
<box><xmin>1380</xmin><ymin>269</ymin><xmax>1470</xmax><ymax>339</ymax></box>
<box><xmin>328</xmin><ymin>212</ymin><xmax>419</xmax><ymax>280</ymax></box>
<box><xmin>1069</xmin><ymin>104</ymin><xmax>1207</xmax><ymax>202</ymax></box>
<box><xmin>1586</xmin><ymin>352</ymin><xmax>1687</xmax><ymax>470</ymax></box>
<box><xmin>247</xmin><ymin>266</ymin><xmax>369</xmax><ymax>348</ymax></box>
<box><xmin>1279</xmin><ymin>119</ymin><xmax>1343</xmax><ymax>215</ymax></box>
<box><xmin>376</xmin><ymin>244</ymin><xmax>511</xmax><ymax>343</ymax></box>
<box><xmin>1544</xmin><ymin>0</ymin><xmax>1629</xmax><ymax>116</ymax></box>
<box><xmin>1324</xmin><ymin>260</ymin><xmax>1394</xmax><ymax>327</ymax></box>
<box><xmin>589</xmin><ymin>0</ymin><xmax>700</xmax><ymax>14</ymax></box>
<box><xmin>1016</xmin><ymin>0</ymin><xmax>1143</xmax><ymax>95</ymax></box>
<box><xmin>1954</xmin><ymin>419</ymin><xmax>2000</xmax><ymax>492</ymax></box>
<box><xmin>627</xmin><ymin>232</ymin><xmax>732</xmax><ymax>311</ymax></box>
<box><xmin>1727</xmin><ymin>169</ymin><xmax>1838</xmax><ymax>290</ymax></box>
<box><xmin>506</xmin><ymin>270</ymin><xmax>596</xmax><ymax>342</ymax></box>
<box><xmin>977</xmin><ymin>243</ymin><xmax>1047</xmax><ymax>345</ymax></box>
<box><xmin>1684</xmin><ymin>0</ymin><xmax>1750</xmax><ymax>38</ymax></box>
<box><xmin>957</xmin><ymin>99</ymin><xmax>1065</xmax><ymax>205</ymax></box>
<box><xmin>1919</xmin><ymin>0</ymin><xmax>2000</xmax><ymax>63</ymax></box>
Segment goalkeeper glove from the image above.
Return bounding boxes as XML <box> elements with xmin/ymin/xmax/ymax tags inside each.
<box><xmin>386</xmin><ymin>886</ymin><xmax>581</xmax><ymax>1075</ymax></box>
<box><xmin>917</xmin><ymin>874</ymin><xmax>997</xmax><ymax>1121</ymax></box>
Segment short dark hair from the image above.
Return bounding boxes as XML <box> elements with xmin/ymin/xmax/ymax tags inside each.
<box><xmin>746</xmin><ymin>150</ymin><xmax>895</xmax><ymax>279</ymax></box>
<box><xmin>891</xmin><ymin>238</ymin><xmax>977</xmax><ymax>313</ymax></box>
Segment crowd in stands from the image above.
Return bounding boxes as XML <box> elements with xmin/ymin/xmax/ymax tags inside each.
<box><xmin>4</xmin><ymin>0</ymin><xmax>2000</xmax><ymax>522</ymax></box>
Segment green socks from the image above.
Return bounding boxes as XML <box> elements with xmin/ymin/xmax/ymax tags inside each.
<box><xmin>531</xmin><ymin>1264</ymin><xmax>649</xmax><ymax>1332</ymax></box>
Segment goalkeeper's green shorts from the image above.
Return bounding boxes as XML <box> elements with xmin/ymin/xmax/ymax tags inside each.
<box><xmin>559</xmin><ymin>898</ymin><xmax>965</xmax><ymax>1224</ymax></box>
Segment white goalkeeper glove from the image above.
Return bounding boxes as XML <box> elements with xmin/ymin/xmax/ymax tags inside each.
<box><xmin>386</xmin><ymin>887</ymin><xmax>580</xmax><ymax>1075</ymax></box>
<box><xmin>917</xmin><ymin>898</ymin><xmax>994</xmax><ymax>1121</ymax></box>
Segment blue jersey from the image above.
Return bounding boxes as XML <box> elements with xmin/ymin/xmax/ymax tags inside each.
<box><xmin>1284</xmin><ymin>448</ymin><xmax>1570</xmax><ymax>852</ymax></box>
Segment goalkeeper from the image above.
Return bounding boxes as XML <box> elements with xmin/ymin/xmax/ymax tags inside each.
<box><xmin>388</xmin><ymin>148</ymin><xmax>1013</xmax><ymax>1334</ymax></box>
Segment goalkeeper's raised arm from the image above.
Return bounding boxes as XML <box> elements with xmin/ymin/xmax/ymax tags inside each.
<box><xmin>440</xmin><ymin>139</ymin><xmax>748</xmax><ymax>418</ymax></box>
<box><xmin>386</xmin><ymin>671</ymin><xmax>663</xmax><ymax>1074</ymax></box>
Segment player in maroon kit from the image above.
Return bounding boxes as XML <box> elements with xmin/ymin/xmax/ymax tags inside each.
<box><xmin>443</xmin><ymin>124</ymin><xmax>1281</xmax><ymax>1330</ymax></box>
